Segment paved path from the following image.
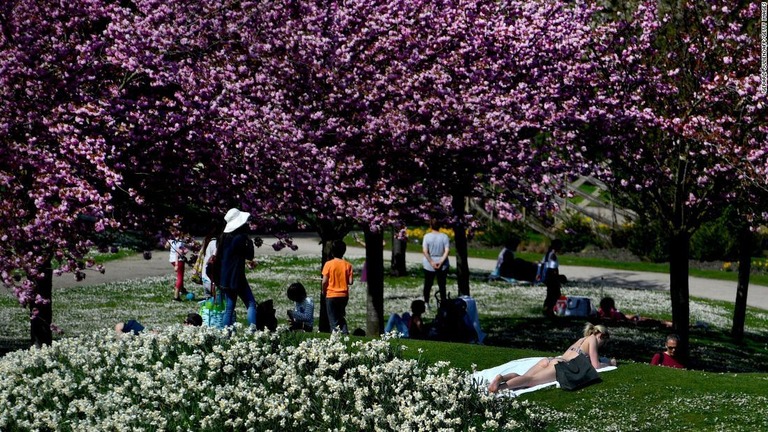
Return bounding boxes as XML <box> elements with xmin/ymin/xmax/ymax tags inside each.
<box><xmin>54</xmin><ymin>233</ymin><xmax>768</xmax><ymax>310</ymax></box>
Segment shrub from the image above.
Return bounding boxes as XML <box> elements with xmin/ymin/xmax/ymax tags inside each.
<box><xmin>553</xmin><ymin>212</ymin><xmax>603</xmax><ymax>252</ymax></box>
<box><xmin>405</xmin><ymin>226</ymin><xmax>455</xmax><ymax>243</ymax></box>
<box><xmin>474</xmin><ymin>220</ymin><xmax>527</xmax><ymax>248</ymax></box>
<box><xmin>624</xmin><ymin>218</ymin><xmax>669</xmax><ymax>262</ymax></box>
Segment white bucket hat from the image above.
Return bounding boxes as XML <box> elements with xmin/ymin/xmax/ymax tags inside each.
<box><xmin>223</xmin><ymin>208</ymin><xmax>251</xmax><ymax>233</ymax></box>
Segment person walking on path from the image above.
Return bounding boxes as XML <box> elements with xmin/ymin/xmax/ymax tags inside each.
<box><xmin>218</xmin><ymin>208</ymin><xmax>258</xmax><ymax>327</ymax></box>
<box><xmin>422</xmin><ymin>219</ymin><xmax>450</xmax><ymax>308</ymax></box>
<box><xmin>322</xmin><ymin>240</ymin><xmax>353</xmax><ymax>334</ymax></box>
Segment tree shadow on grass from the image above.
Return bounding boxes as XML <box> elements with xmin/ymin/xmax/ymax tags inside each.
<box><xmin>481</xmin><ymin>316</ymin><xmax>768</xmax><ymax>373</ymax></box>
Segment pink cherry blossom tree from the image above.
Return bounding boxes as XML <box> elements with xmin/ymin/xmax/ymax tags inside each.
<box><xmin>0</xmin><ymin>0</ymin><xmax>127</xmax><ymax>345</ymax></box>
<box><xmin>0</xmin><ymin>0</ymin><xmax>248</xmax><ymax>344</ymax></box>
<box><xmin>213</xmin><ymin>0</ymin><xmax>612</xmax><ymax>333</ymax></box>
<box><xmin>578</xmin><ymin>0</ymin><xmax>768</xmax><ymax>356</ymax></box>
<box><xmin>0</xmin><ymin>0</ymin><xmax>613</xmax><ymax>344</ymax></box>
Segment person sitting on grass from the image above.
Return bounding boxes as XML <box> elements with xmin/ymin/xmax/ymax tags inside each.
<box><xmin>384</xmin><ymin>299</ymin><xmax>427</xmax><ymax>339</ymax></box>
<box><xmin>488</xmin><ymin>238</ymin><xmax>520</xmax><ymax>282</ymax></box>
<box><xmin>286</xmin><ymin>282</ymin><xmax>314</xmax><ymax>332</ymax></box>
<box><xmin>488</xmin><ymin>323</ymin><xmax>617</xmax><ymax>393</ymax></box>
<box><xmin>650</xmin><ymin>334</ymin><xmax>685</xmax><ymax>369</ymax></box>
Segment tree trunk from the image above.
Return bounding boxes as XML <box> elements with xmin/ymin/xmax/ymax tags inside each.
<box><xmin>365</xmin><ymin>229</ymin><xmax>385</xmax><ymax>336</ymax></box>
<box><xmin>30</xmin><ymin>258</ymin><xmax>53</xmax><ymax>347</ymax></box>
<box><xmin>390</xmin><ymin>230</ymin><xmax>407</xmax><ymax>276</ymax></box>
<box><xmin>668</xmin><ymin>229</ymin><xmax>690</xmax><ymax>363</ymax></box>
<box><xmin>452</xmin><ymin>194</ymin><xmax>470</xmax><ymax>297</ymax></box>
<box><xmin>318</xmin><ymin>238</ymin><xmax>332</xmax><ymax>333</ymax></box>
<box><xmin>731</xmin><ymin>224</ymin><xmax>753</xmax><ymax>341</ymax></box>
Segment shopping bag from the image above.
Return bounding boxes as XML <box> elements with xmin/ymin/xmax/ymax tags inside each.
<box><xmin>199</xmin><ymin>287</ymin><xmax>230</xmax><ymax>328</ymax></box>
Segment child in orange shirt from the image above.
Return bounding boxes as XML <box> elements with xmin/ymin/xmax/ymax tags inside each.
<box><xmin>322</xmin><ymin>240</ymin><xmax>354</xmax><ymax>334</ymax></box>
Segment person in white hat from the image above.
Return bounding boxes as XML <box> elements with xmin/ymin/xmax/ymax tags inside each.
<box><xmin>218</xmin><ymin>208</ymin><xmax>258</xmax><ymax>326</ymax></box>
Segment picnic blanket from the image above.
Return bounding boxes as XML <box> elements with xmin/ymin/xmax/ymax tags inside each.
<box><xmin>472</xmin><ymin>357</ymin><xmax>617</xmax><ymax>397</ymax></box>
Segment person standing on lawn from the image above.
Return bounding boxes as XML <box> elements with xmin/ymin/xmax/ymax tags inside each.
<box><xmin>199</xmin><ymin>221</ymin><xmax>224</xmax><ymax>299</ymax></box>
<box><xmin>422</xmin><ymin>218</ymin><xmax>450</xmax><ymax>308</ymax></box>
<box><xmin>219</xmin><ymin>208</ymin><xmax>258</xmax><ymax>327</ymax></box>
<box><xmin>165</xmin><ymin>228</ymin><xmax>188</xmax><ymax>302</ymax></box>
<box><xmin>322</xmin><ymin>240</ymin><xmax>353</xmax><ymax>334</ymax></box>
<box><xmin>538</xmin><ymin>239</ymin><xmax>563</xmax><ymax>317</ymax></box>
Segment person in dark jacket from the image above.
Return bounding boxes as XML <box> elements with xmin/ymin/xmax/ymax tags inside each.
<box><xmin>538</xmin><ymin>239</ymin><xmax>563</xmax><ymax>317</ymax></box>
<box><xmin>219</xmin><ymin>208</ymin><xmax>257</xmax><ymax>327</ymax></box>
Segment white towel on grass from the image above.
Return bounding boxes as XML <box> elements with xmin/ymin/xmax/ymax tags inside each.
<box><xmin>472</xmin><ymin>357</ymin><xmax>618</xmax><ymax>397</ymax></box>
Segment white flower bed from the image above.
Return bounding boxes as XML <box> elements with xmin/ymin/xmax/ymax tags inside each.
<box><xmin>0</xmin><ymin>327</ymin><xmax>536</xmax><ymax>431</ymax></box>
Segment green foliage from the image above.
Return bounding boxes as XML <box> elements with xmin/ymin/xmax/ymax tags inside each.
<box><xmin>553</xmin><ymin>212</ymin><xmax>604</xmax><ymax>252</ymax></box>
<box><xmin>625</xmin><ymin>217</ymin><xmax>670</xmax><ymax>262</ymax></box>
<box><xmin>690</xmin><ymin>218</ymin><xmax>739</xmax><ymax>261</ymax></box>
<box><xmin>474</xmin><ymin>220</ymin><xmax>527</xmax><ymax>248</ymax></box>
<box><xmin>624</xmin><ymin>207</ymin><xmax>763</xmax><ymax>263</ymax></box>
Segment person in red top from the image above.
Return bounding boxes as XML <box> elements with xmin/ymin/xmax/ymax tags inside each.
<box><xmin>322</xmin><ymin>240</ymin><xmax>354</xmax><ymax>334</ymax></box>
<box><xmin>650</xmin><ymin>334</ymin><xmax>685</xmax><ymax>369</ymax></box>
<box><xmin>597</xmin><ymin>297</ymin><xmax>628</xmax><ymax>321</ymax></box>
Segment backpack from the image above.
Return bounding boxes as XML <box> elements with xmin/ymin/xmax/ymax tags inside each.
<box><xmin>205</xmin><ymin>252</ymin><xmax>221</xmax><ymax>286</ymax></box>
<box><xmin>564</xmin><ymin>296</ymin><xmax>595</xmax><ymax>317</ymax></box>
<box><xmin>536</xmin><ymin>250</ymin><xmax>554</xmax><ymax>284</ymax></box>
<box><xmin>428</xmin><ymin>295</ymin><xmax>477</xmax><ymax>343</ymax></box>
<box><xmin>256</xmin><ymin>299</ymin><xmax>278</xmax><ymax>331</ymax></box>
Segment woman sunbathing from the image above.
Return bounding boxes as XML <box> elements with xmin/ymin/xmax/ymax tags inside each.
<box><xmin>488</xmin><ymin>323</ymin><xmax>616</xmax><ymax>393</ymax></box>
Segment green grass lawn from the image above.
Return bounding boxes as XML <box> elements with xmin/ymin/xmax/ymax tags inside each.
<box><xmin>2</xmin><ymin>253</ymin><xmax>768</xmax><ymax>431</ymax></box>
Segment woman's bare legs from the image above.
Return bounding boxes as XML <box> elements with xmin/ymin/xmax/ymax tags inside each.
<box><xmin>488</xmin><ymin>358</ymin><xmax>558</xmax><ymax>393</ymax></box>
<box><xmin>489</xmin><ymin>373</ymin><xmax>519</xmax><ymax>392</ymax></box>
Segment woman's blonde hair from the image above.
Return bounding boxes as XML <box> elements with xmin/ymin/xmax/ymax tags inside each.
<box><xmin>583</xmin><ymin>323</ymin><xmax>609</xmax><ymax>338</ymax></box>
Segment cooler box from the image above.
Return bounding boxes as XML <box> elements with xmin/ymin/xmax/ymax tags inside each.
<box><xmin>459</xmin><ymin>295</ymin><xmax>486</xmax><ymax>343</ymax></box>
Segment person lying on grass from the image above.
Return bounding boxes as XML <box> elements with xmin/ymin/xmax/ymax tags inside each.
<box><xmin>488</xmin><ymin>323</ymin><xmax>617</xmax><ymax>393</ymax></box>
<box><xmin>597</xmin><ymin>296</ymin><xmax>673</xmax><ymax>328</ymax></box>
